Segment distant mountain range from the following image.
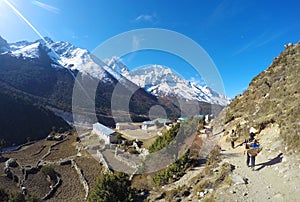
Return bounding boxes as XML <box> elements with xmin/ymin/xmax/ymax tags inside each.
<box><xmin>1</xmin><ymin>36</ymin><xmax>229</xmax><ymax>106</ymax></box>
<box><xmin>0</xmin><ymin>35</ymin><xmax>227</xmax><ymax>145</ymax></box>
<box><xmin>108</xmin><ymin>62</ymin><xmax>229</xmax><ymax>106</ymax></box>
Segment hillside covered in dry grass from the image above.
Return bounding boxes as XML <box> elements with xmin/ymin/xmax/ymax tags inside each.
<box><xmin>213</xmin><ymin>41</ymin><xmax>300</xmax><ymax>152</ymax></box>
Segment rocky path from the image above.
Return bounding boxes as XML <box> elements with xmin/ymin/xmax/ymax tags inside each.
<box><xmin>215</xmin><ymin>134</ymin><xmax>300</xmax><ymax>202</ymax></box>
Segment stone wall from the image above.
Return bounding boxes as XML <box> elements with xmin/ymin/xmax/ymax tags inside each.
<box><xmin>96</xmin><ymin>150</ymin><xmax>112</xmax><ymax>173</ymax></box>
<box><xmin>71</xmin><ymin>160</ymin><xmax>89</xmax><ymax>200</ymax></box>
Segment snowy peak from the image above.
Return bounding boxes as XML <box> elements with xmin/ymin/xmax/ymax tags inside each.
<box><xmin>118</xmin><ymin>64</ymin><xmax>230</xmax><ymax>106</ymax></box>
<box><xmin>6</xmin><ymin>37</ymin><xmax>110</xmax><ymax>81</ymax></box>
<box><xmin>103</xmin><ymin>56</ymin><xmax>129</xmax><ymax>75</ymax></box>
<box><xmin>11</xmin><ymin>41</ymin><xmax>41</xmax><ymax>58</ymax></box>
<box><xmin>47</xmin><ymin>41</ymin><xmax>109</xmax><ymax>80</ymax></box>
<box><xmin>125</xmin><ymin>65</ymin><xmax>184</xmax><ymax>88</ymax></box>
<box><xmin>1</xmin><ymin>35</ymin><xmax>229</xmax><ymax>106</ymax></box>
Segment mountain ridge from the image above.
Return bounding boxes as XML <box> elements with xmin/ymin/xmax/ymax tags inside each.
<box><xmin>0</xmin><ymin>36</ymin><xmax>186</xmax><ymax>127</ymax></box>
<box><xmin>104</xmin><ymin>59</ymin><xmax>230</xmax><ymax>106</ymax></box>
<box><xmin>212</xmin><ymin>41</ymin><xmax>300</xmax><ymax>151</ymax></box>
<box><xmin>1</xmin><ymin>36</ymin><xmax>229</xmax><ymax>106</ymax></box>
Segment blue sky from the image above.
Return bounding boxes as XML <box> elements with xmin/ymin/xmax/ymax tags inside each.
<box><xmin>0</xmin><ymin>0</ymin><xmax>299</xmax><ymax>98</ymax></box>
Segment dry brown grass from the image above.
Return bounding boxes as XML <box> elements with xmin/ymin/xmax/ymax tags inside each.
<box><xmin>48</xmin><ymin>164</ymin><xmax>85</xmax><ymax>202</ymax></box>
<box><xmin>74</xmin><ymin>156</ymin><xmax>103</xmax><ymax>191</ymax></box>
<box><xmin>217</xmin><ymin>42</ymin><xmax>300</xmax><ymax>152</ymax></box>
<box><xmin>0</xmin><ymin>133</ymin><xmax>107</xmax><ymax>201</ymax></box>
<box><xmin>141</xmin><ymin>136</ymin><xmax>157</xmax><ymax>149</ymax></box>
<box><xmin>44</xmin><ymin>135</ymin><xmax>78</xmax><ymax>161</ymax></box>
<box><xmin>131</xmin><ymin>173</ymin><xmax>156</xmax><ymax>191</ymax></box>
<box><xmin>0</xmin><ymin>176</ymin><xmax>20</xmax><ymax>193</ymax></box>
<box><xmin>24</xmin><ymin>171</ymin><xmax>51</xmax><ymax>198</ymax></box>
<box><xmin>3</xmin><ymin>140</ymin><xmax>53</xmax><ymax>165</ymax></box>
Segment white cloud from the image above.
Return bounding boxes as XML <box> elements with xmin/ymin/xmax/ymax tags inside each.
<box><xmin>31</xmin><ymin>0</ymin><xmax>60</xmax><ymax>14</ymax></box>
<box><xmin>134</xmin><ymin>13</ymin><xmax>158</xmax><ymax>24</ymax></box>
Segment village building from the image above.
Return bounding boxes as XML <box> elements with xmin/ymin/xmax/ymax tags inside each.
<box><xmin>92</xmin><ymin>123</ymin><xmax>117</xmax><ymax>144</ymax></box>
<box><xmin>177</xmin><ymin>117</ymin><xmax>188</xmax><ymax>122</ymax></box>
<box><xmin>142</xmin><ymin>118</ymin><xmax>173</xmax><ymax>130</ymax></box>
<box><xmin>141</xmin><ymin>121</ymin><xmax>154</xmax><ymax>130</ymax></box>
<box><xmin>156</xmin><ymin>118</ymin><xmax>173</xmax><ymax>125</ymax></box>
<box><xmin>115</xmin><ymin>122</ymin><xmax>140</xmax><ymax>130</ymax></box>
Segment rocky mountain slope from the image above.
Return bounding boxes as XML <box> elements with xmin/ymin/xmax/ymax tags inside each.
<box><xmin>0</xmin><ymin>36</ymin><xmax>177</xmax><ymax>127</ymax></box>
<box><xmin>209</xmin><ymin>42</ymin><xmax>300</xmax><ymax>201</ymax></box>
<box><xmin>0</xmin><ymin>84</ymin><xmax>70</xmax><ymax>146</ymax></box>
<box><xmin>212</xmin><ymin>42</ymin><xmax>300</xmax><ymax>152</ymax></box>
<box><xmin>104</xmin><ymin>58</ymin><xmax>230</xmax><ymax>106</ymax></box>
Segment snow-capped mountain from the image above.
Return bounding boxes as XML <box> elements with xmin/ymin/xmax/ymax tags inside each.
<box><xmin>1</xmin><ymin>36</ymin><xmax>171</xmax><ymax>126</ymax></box>
<box><xmin>2</xmin><ymin>36</ymin><xmax>229</xmax><ymax>106</ymax></box>
<box><xmin>6</xmin><ymin>37</ymin><xmax>111</xmax><ymax>81</ymax></box>
<box><xmin>11</xmin><ymin>42</ymin><xmax>41</xmax><ymax>58</ymax></box>
<box><xmin>103</xmin><ymin>56</ymin><xmax>129</xmax><ymax>76</ymax></box>
<box><xmin>104</xmin><ymin>61</ymin><xmax>229</xmax><ymax>106</ymax></box>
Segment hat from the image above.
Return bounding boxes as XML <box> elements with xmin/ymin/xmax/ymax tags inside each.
<box><xmin>249</xmin><ymin>127</ymin><xmax>258</xmax><ymax>134</ymax></box>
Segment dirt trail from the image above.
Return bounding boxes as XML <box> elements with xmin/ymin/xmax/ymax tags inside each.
<box><xmin>215</xmin><ymin>133</ymin><xmax>300</xmax><ymax>202</ymax></box>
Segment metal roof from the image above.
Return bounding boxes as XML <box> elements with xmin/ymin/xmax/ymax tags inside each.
<box><xmin>93</xmin><ymin>123</ymin><xmax>115</xmax><ymax>136</ymax></box>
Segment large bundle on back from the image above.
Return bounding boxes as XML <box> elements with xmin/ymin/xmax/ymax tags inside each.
<box><xmin>246</xmin><ymin>141</ymin><xmax>262</xmax><ymax>156</ymax></box>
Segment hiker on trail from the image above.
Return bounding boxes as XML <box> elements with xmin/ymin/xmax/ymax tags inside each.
<box><xmin>230</xmin><ymin>129</ymin><xmax>236</xmax><ymax>149</ymax></box>
<box><xmin>244</xmin><ymin>132</ymin><xmax>259</xmax><ymax>170</ymax></box>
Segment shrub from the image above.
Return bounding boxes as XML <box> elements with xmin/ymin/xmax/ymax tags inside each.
<box><xmin>148</xmin><ymin>123</ymin><xmax>180</xmax><ymax>153</ymax></box>
<box><xmin>89</xmin><ymin>172</ymin><xmax>134</xmax><ymax>202</ymax></box>
<box><xmin>153</xmin><ymin>149</ymin><xmax>191</xmax><ymax>186</ymax></box>
<box><xmin>40</xmin><ymin>165</ymin><xmax>56</xmax><ymax>181</ymax></box>
<box><xmin>149</xmin><ymin>117</ymin><xmax>202</xmax><ymax>153</ymax></box>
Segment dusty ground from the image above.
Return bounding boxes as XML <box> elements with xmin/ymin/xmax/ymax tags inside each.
<box><xmin>215</xmin><ymin>125</ymin><xmax>300</xmax><ymax>202</ymax></box>
<box><xmin>120</xmin><ymin>128</ymin><xmax>159</xmax><ymax>141</ymax></box>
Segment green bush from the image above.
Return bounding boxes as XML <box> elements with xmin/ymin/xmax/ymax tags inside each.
<box><xmin>0</xmin><ymin>188</ymin><xmax>41</xmax><ymax>202</ymax></box>
<box><xmin>40</xmin><ymin>165</ymin><xmax>56</xmax><ymax>181</ymax></box>
<box><xmin>89</xmin><ymin>172</ymin><xmax>134</xmax><ymax>202</ymax></box>
<box><xmin>149</xmin><ymin>123</ymin><xmax>180</xmax><ymax>153</ymax></box>
<box><xmin>153</xmin><ymin>149</ymin><xmax>191</xmax><ymax>186</ymax></box>
<box><xmin>149</xmin><ymin>117</ymin><xmax>203</xmax><ymax>153</ymax></box>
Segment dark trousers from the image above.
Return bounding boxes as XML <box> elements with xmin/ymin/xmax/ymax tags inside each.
<box><xmin>231</xmin><ymin>141</ymin><xmax>234</xmax><ymax>148</ymax></box>
<box><xmin>246</xmin><ymin>153</ymin><xmax>255</xmax><ymax>167</ymax></box>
